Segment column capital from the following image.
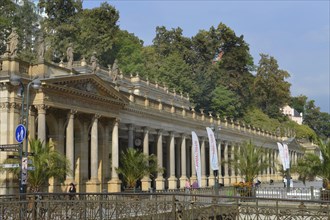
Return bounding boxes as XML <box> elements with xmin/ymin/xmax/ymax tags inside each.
<box><xmin>156</xmin><ymin>129</ymin><xmax>163</xmax><ymax>135</ymax></box>
<box><xmin>127</xmin><ymin>123</ymin><xmax>134</xmax><ymax>130</ymax></box>
<box><xmin>0</xmin><ymin>102</ymin><xmax>10</xmax><ymax>110</ymax></box>
<box><xmin>69</xmin><ymin>109</ymin><xmax>78</xmax><ymax>115</ymax></box>
<box><xmin>142</xmin><ymin>126</ymin><xmax>150</xmax><ymax>132</ymax></box>
<box><xmin>93</xmin><ymin>114</ymin><xmax>101</xmax><ymax>120</ymax></box>
<box><xmin>180</xmin><ymin>133</ymin><xmax>187</xmax><ymax>139</ymax></box>
<box><xmin>35</xmin><ymin>104</ymin><xmax>49</xmax><ymax>112</ymax></box>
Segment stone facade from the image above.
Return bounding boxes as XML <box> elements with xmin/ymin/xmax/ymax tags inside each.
<box><xmin>0</xmin><ymin>57</ymin><xmax>304</xmax><ymax>194</ymax></box>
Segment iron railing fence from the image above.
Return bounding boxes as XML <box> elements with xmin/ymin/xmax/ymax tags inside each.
<box><xmin>155</xmin><ymin>186</ymin><xmax>329</xmax><ymax>201</ymax></box>
<box><xmin>0</xmin><ymin>191</ymin><xmax>329</xmax><ymax>220</ymax></box>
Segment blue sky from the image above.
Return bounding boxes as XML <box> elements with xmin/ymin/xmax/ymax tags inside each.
<box><xmin>83</xmin><ymin>0</ymin><xmax>329</xmax><ymax>113</ymax></box>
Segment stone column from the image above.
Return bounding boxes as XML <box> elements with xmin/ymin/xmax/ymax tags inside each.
<box><xmin>155</xmin><ymin>130</ymin><xmax>165</xmax><ymax>190</ymax></box>
<box><xmin>128</xmin><ymin>124</ymin><xmax>134</xmax><ymax>148</ymax></box>
<box><xmin>65</xmin><ymin>110</ymin><xmax>76</xmax><ymax>184</ymax></box>
<box><xmin>201</xmin><ymin>139</ymin><xmax>207</xmax><ymax>187</ymax></box>
<box><xmin>87</xmin><ymin>115</ymin><xmax>100</xmax><ymax>192</ymax></box>
<box><xmin>236</xmin><ymin>145</ymin><xmax>241</xmax><ymax>183</ymax></box>
<box><xmin>141</xmin><ymin>127</ymin><xmax>151</xmax><ymax>191</ymax></box>
<box><xmin>167</xmin><ymin>132</ymin><xmax>177</xmax><ymax>189</ymax></box>
<box><xmin>36</xmin><ymin>105</ymin><xmax>47</xmax><ymax>144</ymax></box>
<box><xmin>218</xmin><ymin>141</ymin><xmax>223</xmax><ymax>184</ymax></box>
<box><xmin>271</xmin><ymin>149</ymin><xmax>275</xmax><ymax>177</ymax></box>
<box><xmin>230</xmin><ymin>144</ymin><xmax>235</xmax><ymax>184</ymax></box>
<box><xmin>179</xmin><ymin>134</ymin><xmax>187</xmax><ymax>188</ymax></box>
<box><xmin>223</xmin><ymin>142</ymin><xmax>229</xmax><ymax>185</ymax></box>
<box><xmin>267</xmin><ymin>149</ymin><xmax>271</xmax><ymax>181</ymax></box>
<box><xmin>108</xmin><ymin>119</ymin><xmax>121</xmax><ymax>192</ymax></box>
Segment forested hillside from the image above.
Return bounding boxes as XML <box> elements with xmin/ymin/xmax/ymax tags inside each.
<box><xmin>1</xmin><ymin>0</ymin><xmax>329</xmax><ymax>141</ymax></box>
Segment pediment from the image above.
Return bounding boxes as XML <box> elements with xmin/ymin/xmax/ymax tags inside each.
<box><xmin>41</xmin><ymin>74</ymin><xmax>129</xmax><ymax>105</ymax></box>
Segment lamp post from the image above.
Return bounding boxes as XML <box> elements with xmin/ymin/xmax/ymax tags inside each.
<box><xmin>10</xmin><ymin>75</ymin><xmax>41</xmax><ymax>193</ymax></box>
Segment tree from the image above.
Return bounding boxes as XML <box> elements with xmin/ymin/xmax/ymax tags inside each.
<box><xmin>318</xmin><ymin>140</ymin><xmax>330</xmax><ymax>189</ymax></box>
<box><xmin>38</xmin><ymin>0</ymin><xmax>82</xmax><ymax>27</ymax></box>
<box><xmin>243</xmin><ymin>107</ymin><xmax>281</xmax><ymax>132</ymax></box>
<box><xmin>304</xmin><ymin>100</ymin><xmax>330</xmax><ymax>140</ymax></box>
<box><xmin>254</xmin><ymin>54</ymin><xmax>291</xmax><ymax>118</ymax></box>
<box><xmin>116</xmin><ymin>148</ymin><xmax>162</xmax><ymax>189</ymax></box>
<box><xmin>15</xmin><ymin>0</ymin><xmax>39</xmax><ymax>61</ymax></box>
<box><xmin>75</xmin><ymin>2</ymin><xmax>119</xmax><ymax>66</ymax></box>
<box><xmin>210</xmin><ymin>85</ymin><xmax>241</xmax><ymax>118</ymax></box>
<box><xmin>0</xmin><ymin>0</ymin><xmax>16</xmax><ymax>54</ymax></box>
<box><xmin>28</xmin><ymin>139</ymin><xmax>70</xmax><ymax>192</ymax></box>
<box><xmin>110</xmin><ymin>30</ymin><xmax>145</xmax><ymax>75</ymax></box>
<box><xmin>38</xmin><ymin>0</ymin><xmax>82</xmax><ymax>62</ymax></box>
<box><xmin>292</xmin><ymin>153</ymin><xmax>321</xmax><ymax>185</ymax></box>
<box><xmin>0</xmin><ymin>139</ymin><xmax>70</xmax><ymax>192</ymax></box>
<box><xmin>228</xmin><ymin>140</ymin><xmax>270</xmax><ymax>183</ymax></box>
<box><xmin>290</xmin><ymin>95</ymin><xmax>308</xmax><ymax>115</ymax></box>
<box><xmin>293</xmin><ymin>140</ymin><xmax>330</xmax><ymax>189</ymax></box>
<box><xmin>0</xmin><ymin>0</ymin><xmax>39</xmax><ymax>61</ymax></box>
<box><xmin>195</xmin><ymin>23</ymin><xmax>255</xmax><ymax>113</ymax></box>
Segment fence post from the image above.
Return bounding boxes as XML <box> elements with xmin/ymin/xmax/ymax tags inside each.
<box><xmin>99</xmin><ymin>194</ymin><xmax>103</xmax><ymax>220</ymax></box>
<box><xmin>310</xmin><ymin>186</ymin><xmax>314</xmax><ymax>200</ymax></box>
<box><xmin>172</xmin><ymin>195</ymin><xmax>176</xmax><ymax>219</ymax></box>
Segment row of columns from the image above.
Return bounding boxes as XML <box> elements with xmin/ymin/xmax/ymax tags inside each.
<box><xmin>28</xmin><ymin>106</ymin><xmax>301</xmax><ymax>192</ymax></box>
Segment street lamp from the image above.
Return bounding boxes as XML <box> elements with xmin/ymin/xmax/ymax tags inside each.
<box><xmin>10</xmin><ymin>75</ymin><xmax>41</xmax><ymax>193</ymax></box>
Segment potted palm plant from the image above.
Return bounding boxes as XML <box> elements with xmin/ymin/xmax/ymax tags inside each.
<box><xmin>293</xmin><ymin>140</ymin><xmax>330</xmax><ymax>200</ymax></box>
<box><xmin>116</xmin><ymin>148</ymin><xmax>163</xmax><ymax>192</ymax></box>
<box><xmin>0</xmin><ymin>139</ymin><xmax>70</xmax><ymax>192</ymax></box>
<box><xmin>228</xmin><ymin>140</ymin><xmax>270</xmax><ymax>197</ymax></box>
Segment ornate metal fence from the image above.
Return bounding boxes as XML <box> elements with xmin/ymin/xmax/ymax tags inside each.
<box><xmin>0</xmin><ymin>190</ymin><xmax>329</xmax><ymax>220</ymax></box>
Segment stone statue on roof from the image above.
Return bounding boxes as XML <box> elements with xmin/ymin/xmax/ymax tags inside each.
<box><xmin>90</xmin><ymin>52</ymin><xmax>98</xmax><ymax>74</ymax></box>
<box><xmin>66</xmin><ymin>44</ymin><xmax>74</xmax><ymax>69</ymax></box>
<box><xmin>7</xmin><ymin>28</ymin><xmax>19</xmax><ymax>57</ymax></box>
<box><xmin>37</xmin><ymin>34</ymin><xmax>45</xmax><ymax>62</ymax></box>
<box><xmin>111</xmin><ymin>59</ymin><xmax>119</xmax><ymax>82</ymax></box>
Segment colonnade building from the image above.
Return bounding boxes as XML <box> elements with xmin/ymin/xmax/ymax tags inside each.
<box><xmin>0</xmin><ymin>57</ymin><xmax>304</xmax><ymax>194</ymax></box>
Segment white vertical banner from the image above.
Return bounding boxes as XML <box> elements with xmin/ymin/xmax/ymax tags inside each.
<box><xmin>206</xmin><ymin>127</ymin><xmax>219</xmax><ymax>171</ymax></box>
<box><xmin>191</xmin><ymin>131</ymin><xmax>201</xmax><ymax>187</ymax></box>
<box><xmin>277</xmin><ymin>142</ymin><xmax>286</xmax><ymax>170</ymax></box>
<box><xmin>282</xmin><ymin>143</ymin><xmax>290</xmax><ymax>170</ymax></box>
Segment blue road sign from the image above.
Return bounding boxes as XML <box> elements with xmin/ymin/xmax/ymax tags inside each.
<box><xmin>15</xmin><ymin>124</ymin><xmax>26</xmax><ymax>143</ymax></box>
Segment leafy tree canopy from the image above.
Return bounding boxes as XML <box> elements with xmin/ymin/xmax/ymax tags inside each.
<box><xmin>211</xmin><ymin>85</ymin><xmax>241</xmax><ymax>118</ymax></box>
<box><xmin>1</xmin><ymin>2</ymin><xmax>328</xmax><ymax>141</ymax></box>
<box><xmin>254</xmin><ymin>54</ymin><xmax>291</xmax><ymax>118</ymax></box>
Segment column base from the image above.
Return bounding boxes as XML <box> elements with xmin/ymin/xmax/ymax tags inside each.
<box><xmin>209</xmin><ymin>175</ymin><xmax>215</xmax><ymax>187</ymax></box>
<box><xmin>141</xmin><ymin>177</ymin><xmax>151</xmax><ymax>191</ymax></box>
<box><xmin>223</xmin><ymin>176</ymin><xmax>230</xmax><ymax>186</ymax></box>
<box><xmin>86</xmin><ymin>179</ymin><xmax>101</xmax><ymax>193</ymax></box>
<box><xmin>167</xmin><ymin>176</ymin><xmax>177</xmax><ymax>190</ymax></box>
<box><xmin>108</xmin><ymin>178</ymin><xmax>122</xmax><ymax>192</ymax></box>
<box><xmin>155</xmin><ymin>177</ymin><xmax>165</xmax><ymax>190</ymax></box>
<box><xmin>179</xmin><ymin>176</ymin><xmax>188</xmax><ymax>189</ymax></box>
<box><xmin>201</xmin><ymin>176</ymin><xmax>207</xmax><ymax>187</ymax></box>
